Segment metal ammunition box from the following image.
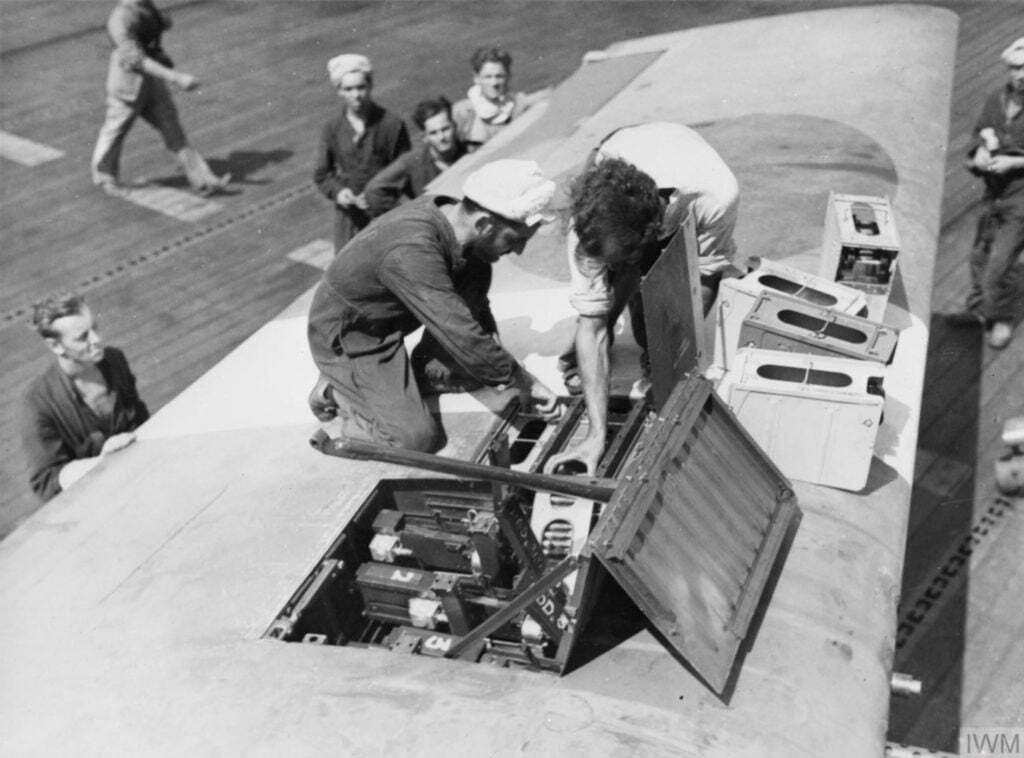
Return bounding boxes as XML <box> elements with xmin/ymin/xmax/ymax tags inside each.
<box><xmin>738</xmin><ymin>290</ymin><xmax>900</xmax><ymax>364</ymax></box>
<box><xmin>818</xmin><ymin>192</ymin><xmax>901</xmax><ymax>320</ymax></box>
<box><xmin>713</xmin><ymin>259</ymin><xmax>869</xmax><ymax>373</ymax></box>
<box><xmin>355</xmin><ymin>562</ymin><xmax>437</xmax><ymax>625</ymax></box>
<box><xmin>716</xmin><ymin>348</ymin><xmax>886</xmax><ymax>491</ymax></box>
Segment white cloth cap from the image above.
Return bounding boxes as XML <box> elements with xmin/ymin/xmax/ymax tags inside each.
<box><xmin>462</xmin><ymin>159</ymin><xmax>556</xmax><ymax>225</ymax></box>
<box><xmin>1001</xmin><ymin>37</ymin><xmax>1024</xmax><ymax>66</ymax></box>
<box><xmin>327</xmin><ymin>54</ymin><xmax>372</xmax><ymax>84</ymax></box>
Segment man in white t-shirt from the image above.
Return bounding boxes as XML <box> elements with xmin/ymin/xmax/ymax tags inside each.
<box><xmin>549</xmin><ymin>122</ymin><xmax>741</xmax><ymax>474</ymax></box>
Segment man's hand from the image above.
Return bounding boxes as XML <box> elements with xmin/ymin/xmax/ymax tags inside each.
<box><xmin>352</xmin><ymin>192</ymin><xmax>369</xmax><ymax>211</ymax></box>
<box><xmin>518</xmin><ymin>371</ymin><xmax>562</xmax><ymax>422</ymax></box>
<box><xmin>543</xmin><ymin>433</ymin><xmax>604</xmax><ymax>476</ymax></box>
<box><xmin>987</xmin><ymin>154</ymin><xmax>1024</xmax><ymax>174</ymax></box>
<box><xmin>335</xmin><ymin>187</ymin><xmax>359</xmax><ymax>207</ymax></box>
<box><xmin>175</xmin><ymin>72</ymin><xmax>199</xmax><ymax>91</ymax></box>
<box><xmin>972</xmin><ymin>146</ymin><xmax>994</xmax><ymax>172</ymax></box>
<box><xmin>100</xmin><ymin>432</ymin><xmax>137</xmax><ymax>456</ymax></box>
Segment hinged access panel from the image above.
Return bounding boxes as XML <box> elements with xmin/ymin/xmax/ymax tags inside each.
<box><xmin>588</xmin><ymin>373</ymin><xmax>800</xmax><ymax>693</ymax></box>
<box><xmin>640</xmin><ymin>212</ymin><xmax>706</xmax><ymax>409</ymax></box>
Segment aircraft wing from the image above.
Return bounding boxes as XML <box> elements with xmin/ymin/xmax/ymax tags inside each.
<box><xmin>0</xmin><ymin>6</ymin><xmax>957</xmax><ymax>756</ymax></box>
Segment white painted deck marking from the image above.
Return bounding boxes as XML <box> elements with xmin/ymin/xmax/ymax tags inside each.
<box><xmin>0</xmin><ymin>130</ymin><xmax>64</xmax><ymax>166</ymax></box>
<box><xmin>286</xmin><ymin>239</ymin><xmax>334</xmax><ymax>270</ymax></box>
<box><xmin>123</xmin><ymin>185</ymin><xmax>221</xmax><ymax>222</ymax></box>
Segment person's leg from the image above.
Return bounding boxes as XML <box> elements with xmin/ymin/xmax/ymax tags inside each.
<box><xmin>700</xmin><ymin>270</ymin><xmax>723</xmax><ymax>316</ymax></box>
<box><xmin>965</xmin><ymin>205</ymin><xmax>996</xmax><ymax>320</ymax></box>
<box><xmin>980</xmin><ymin>201</ymin><xmax>1024</xmax><ymax>319</ymax></box>
<box><xmin>91</xmin><ymin>95</ymin><xmax>137</xmax><ymax>188</ymax></box>
<box><xmin>141</xmin><ymin>79</ymin><xmax>230</xmax><ymax>195</ymax></box>
<box><xmin>978</xmin><ymin>200</ymin><xmax>1024</xmax><ymax>347</ymax></box>
<box><xmin>318</xmin><ymin>339</ymin><xmax>445</xmax><ymax>453</ymax></box>
<box><xmin>410</xmin><ymin>331</ymin><xmax>483</xmax><ymax>394</ymax></box>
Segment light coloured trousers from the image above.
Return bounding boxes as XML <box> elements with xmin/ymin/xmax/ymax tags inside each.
<box><xmin>91</xmin><ymin>77</ymin><xmax>187</xmax><ymax>182</ymax></box>
<box><xmin>91</xmin><ymin>77</ymin><xmax>220</xmax><ymax>190</ymax></box>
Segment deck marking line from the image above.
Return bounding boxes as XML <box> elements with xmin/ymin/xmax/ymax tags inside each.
<box><xmin>123</xmin><ymin>185</ymin><xmax>222</xmax><ymax>223</ymax></box>
<box><xmin>2</xmin><ymin>183</ymin><xmax>315</xmax><ymax>327</ymax></box>
<box><xmin>0</xmin><ymin>130</ymin><xmax>64</xmax><ymax>166</ymax></box>
<box><xmin>286</xmin><ymin>239</ymin><xmax>334</xmax><ymax>270</ymax></box>
<box><xmin>895</xmin><ymin>496</ymin><xmax>1017</xmax><ymax>659</ymax></box>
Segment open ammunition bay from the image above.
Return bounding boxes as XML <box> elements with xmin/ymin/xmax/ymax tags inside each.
<box><xmin>266</xmin><ymin>397</ymin><xmax>647</xmax><ymax>674</ymax></box>
<box><xmin>270</xmin><ymin>218</ymin><xmax>801</xmax><ymax>692</ymax></box>
<box><xmin>269</xmin><ymin>380</ymin><xmax>800</xmax><ymax>692</ymax></box>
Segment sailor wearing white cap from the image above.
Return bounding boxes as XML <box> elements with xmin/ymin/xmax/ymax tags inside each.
<box><xmin>327</xmin><ymin>53</ymin><xmax>373</xmax><ymax>84</ymax></box>
<box><xmin>307</xmin><ymin>159</ymin><xmax>560</xmax><ymax>453</ymax></box>
<box><xmin>1000</xmin><ymin>37</ymin><xmax>1024</xmax><ymax>67</ymax></box>
<box><xmin>314</xmin><ymin>52</ymin><xmax>410</xmax><ymax>252</ymax></box>
<box><xmin>951</xmin><ymin>37</ymin><xmax>1024</xmax><ymax>349</ymax></box>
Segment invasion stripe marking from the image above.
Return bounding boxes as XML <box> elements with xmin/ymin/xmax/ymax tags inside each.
<box><xmin>287</xmin><ymin>239</ymin><xmax>334</xmax><ymax>270</ymax></box>
<box><xmin>0</xmin><ymin>130</ymin><xmax>64</xmax><ymax>166</ymax></box>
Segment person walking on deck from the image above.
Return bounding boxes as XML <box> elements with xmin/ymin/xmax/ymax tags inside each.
<box><xmin>90</xmin><ymin>0</ymin><xmax>230</xmax><ymax>197</ymax></box>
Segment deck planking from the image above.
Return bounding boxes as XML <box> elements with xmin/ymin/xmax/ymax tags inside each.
<box><xmin>1</xmin><ymin>0</ymin><xmax>1023</xmax><ymax>748</ymax></box>
<box><xmin>888</xmin><ymin>4</ymin><xmax>1024</xmax><ymax>749</ymax></box>
<box><xmin>2</xmin><ymin>0</ymin><xmax>878</xmax><ymax>532</ymax></box>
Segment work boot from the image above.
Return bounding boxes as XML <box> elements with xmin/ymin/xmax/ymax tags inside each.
<box><xmin>307</xmin><ymin>375</ymin><xmax>339</xmax><ymax>421</ymax></box>
<box><xmin>176</xmin><ymin>146</ymin><xmax>231</xmax><ymax>196</ymax></box>
<box><xmin>987</xmin><ymin>321</ymin><xmax>1013</xmax><ymax>349</ymax></box>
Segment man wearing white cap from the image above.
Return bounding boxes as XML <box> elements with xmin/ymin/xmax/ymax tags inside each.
<box><xmin>951</xmin><ymin>37</ymin><xmax>1024</xmax><ymax>349</ymax></box>
<box><xmin>307</xmin><ymin>159</ymin><xmax>561</xmax><ymax>453</ymax></box>
<box><xmin>315</xmin><ymin>53</ymin><xmax>410</xmax><ymax>251</ymax></box>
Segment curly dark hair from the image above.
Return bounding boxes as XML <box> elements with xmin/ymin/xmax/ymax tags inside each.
<box><xmin>470</xmin><ymin>46</ymin><xmax>512</xmax><ymax>74</ymax></box>
<box><xmin>32</xmin><ymin>292</ymin><xmax>86</xmax><ymax>339</ymax></box>
<box><xmin>412</xmin><ymin>95</ymin><xmax>453</xmax><ymax>130</ymax></box>
<box><xmin>570</xmin><ymin>158</ymin><xmax>661</xmax><ymax>268</ymax></box>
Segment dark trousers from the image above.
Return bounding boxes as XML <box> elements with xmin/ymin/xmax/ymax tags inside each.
<box><xmin>333</xmin><ymin>206</ymin><xmax>371</xmax><ymax>253</ymax></box>
<box><xmin>308</xmin><ymin>261</ymin><xmax>495</xmax><ymax>452</ymax></box>
<box><xmin>314</xmin><ymin>335</ymin><xmax>446</xmax><ymax>454</ymax></box>
<box><xmin>967</xmin><ymin>196</ymin><xmax>1024</xmax><ymax>323</ymax></box>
